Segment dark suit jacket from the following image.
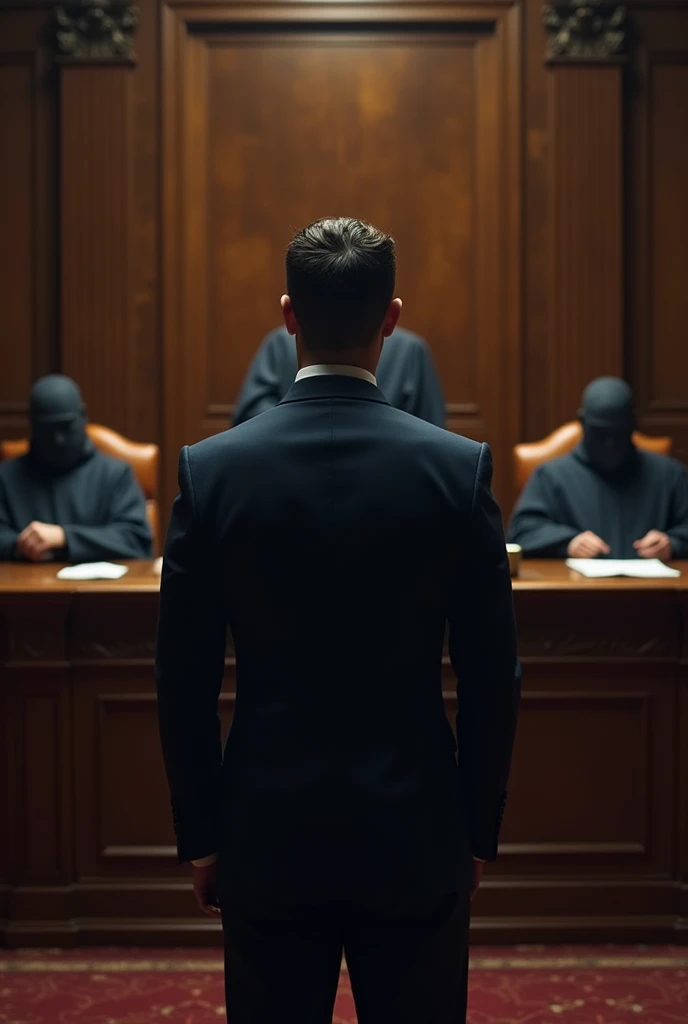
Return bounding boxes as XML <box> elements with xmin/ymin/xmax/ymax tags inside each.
<box><xmin>157</xmin><ymin>374</ymin><xmax>519</xmax><ymax>899</ymax></box>
<box><xmin>232</xmin><ymin>326</ymin><xmax>446</xmax><ymax>428</ymax></box>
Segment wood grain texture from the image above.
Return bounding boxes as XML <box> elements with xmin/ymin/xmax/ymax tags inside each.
<box><xmin>60</xmin><ymin>67</ymin><xmax>134</xmax><ymax>434</ymax></box>
<box><xmin>679</xmin><ymin>593</ymin><xmax>688</xmax><ymax>931</ymax></box>
<box><xmin>0</xmin><ymin>9</ymin><xmax>57</xmax><ymax>437</ymax></box>
<box><xmin>627</xmin><ymin>6</ymin><xmax>688</xmax><ymax>466</ymax></box>
<box><xmin>0</xmin><ymin>61</ymin><xmax>33</xmax><ymax>412</ymax></box>
<box><xmin>55</xmin><ymin>0</ymin><xmax>159</xmax><ymax>455</ymax></box>
<box><xmin>2</xmin><ymin>0</ymin><xmax>688</xmax><ymax>952</ymax></box>
<box><xmin>646</xmin><ymin>63</ymin><xmax>688</xmax><ymax>412</ymax></box>
<box><xmin>162</xmin><ymin>3</ymin><xmax>521</xmax><ymax>510</ymax></box>
<box><xmin>4</xmin><ymin>557</ymin><xmax>688</xmax><ymax>593</ymax></box>
<box><xmin>501</xmin><ymin>670</ymin><xmax>674</xmax><ymax>878</ymax></box>
<box><xmin>0</xmin><ymin>2</ymin><xmax>160</xmax><ymax>473</ymax></box>
<box><xmin>1</xmin><ymin>562</ymin><xmax>688</xmax><ymax>945</ymax></box>
<box><xmin>547</xmin><ymin>64</ymin><xmax>624</xmax><ymax>423</ymax></box>
<box><xmin>2</xmin><ymin>0</ymin><xmax>688</xmax><ymax>525</ymax></box>
<box><xmin>4</xmin><ymin>606</ymin><xmax>73</xmax><ymax>892</ymax></box>
<box><xmin>127</xmin><ymin>0</ymin><xmax>161</xmax><ymax>444</ymax></box>
<box><xmin>522</xmin><ymin>0</ymin><xmax>552</xmax><ymax>444</ymax></box>
<box><xmin>521</xmin><ymin>0</ymin><xmax>688</xmax><ymax>476</ymax></box>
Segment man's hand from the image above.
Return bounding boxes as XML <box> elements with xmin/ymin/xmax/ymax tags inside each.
<box><xmin>634</xmin><ymin>530</ymin><xmax>672</xmax><ymax>562</ymax></box>
<box><xmin>470</xmin><ymin>858</ymin><xmax>484</xmax><ymax>901</ymax></box>
<box><xmin>567</xmin><ymin>531</ymin><xmax>610</xmax><ymax>559</ymax></box>
<box><xmin>17</xmin><ymin>522</ymin><xmax>66</xmax><ymax>562</ymax></box>
<box><xmin>191</xmin><ymin>860</ymin><xmax>221</xmax><ymax>917</ymax></box>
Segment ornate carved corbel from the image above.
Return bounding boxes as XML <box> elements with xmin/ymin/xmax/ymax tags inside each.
<box><xmin>55</xmin><ymin>0</ymin><xmax>138</xmax><ymax>65</ymax></box>
<box><xmin>542</xmin><ymin>2</ymin><xmax>628</xmax><ymax>64</ymax></box>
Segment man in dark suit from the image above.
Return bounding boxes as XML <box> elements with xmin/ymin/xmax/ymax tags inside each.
<box><xmin>157</xmin><ymin>217</ymin><xmax>520</xmax><ymax>1024</ymax></box>
<box><xmin>233</xmin><ymin>324</ymin><xmax>446</xmax><ymax>427</ymax></box>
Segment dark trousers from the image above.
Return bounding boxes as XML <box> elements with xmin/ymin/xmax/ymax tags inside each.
<box><xmin>221</xmin><ymin>890</ymin><xmax>470</xmax><ymax>1024</ymax></box>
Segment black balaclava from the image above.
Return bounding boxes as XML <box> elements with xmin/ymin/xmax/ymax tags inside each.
<box><xmin>578</xmin><ymin>376</ymin><xmax>636</xmax><ymax>475</ymax></box>
<box><xmin>29</xmin><ymin>375</ymin><xmax>93</xmax><ymax>474</ymax></box>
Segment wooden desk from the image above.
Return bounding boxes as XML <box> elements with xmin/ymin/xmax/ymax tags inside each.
<box><xmin>1</xmin><ymin>560</ymin><xmax>686</xmax><ymax>946</ymax></box>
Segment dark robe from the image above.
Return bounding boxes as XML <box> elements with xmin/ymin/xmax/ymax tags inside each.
<box><xmin>508</xmin><ymin>444</ymin><xmax>688</xmax><ymax>559</ymax></box>
<box><xmin>0</xmin><ymin>450</ymin><xmax>153</xmax><ymax>562</ymax></box>
<box><xmin>232</xmin><ymin>326</ymin><xmax>446</xmax><ymax>427</ymax></box>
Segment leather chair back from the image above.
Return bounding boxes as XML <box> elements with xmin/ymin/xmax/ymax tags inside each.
<box><xmin>514</xmin><ymin>421</ymin><xmax>672</xmax><ymax>495</ymax></box>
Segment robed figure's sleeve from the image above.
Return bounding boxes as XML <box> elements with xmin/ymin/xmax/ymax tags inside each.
<box><xmin>666</xmin><ymin>462</ymin><xmax>688</xmax><ymax>559</ymax></box>
<box><xmin>156</xmin><ymin>446</ymin><xmax>227</xmax><ymax>862</ymax></box>
<box><xmin>62</xmin><ymin>463</ymin><xmax>153</xmax><ymax>562</ymax></box>
<box><xmin>507</xmin><ymin>465</ymin><xmax>579</xmax><ymax>557</ymax></box>
<box><xmin>400</xmin><ymin>339</ymin><xmax>446</xmax><ymax>427</ymax></box>
<box><xmin>447</xmin><ymin>443</ymin><xmax>520</xmax><ymax>861</ymax></box>
<box><xmin>232</xmin><ymin>330</ymin><xmax>296</xmax><ymax>426</ymax></box>
<box><xmin>0</xmin><ymin>475</ymin><xmax>19</xmax><ymax>560</ymax></box>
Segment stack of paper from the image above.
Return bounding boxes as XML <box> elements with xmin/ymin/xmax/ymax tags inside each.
<box><xmin>56</xmin><ymin>562</ymin><xmax>129</xmax><ymax>581</ymax></box>
<box><xmin>565</xmin><ymin>558</ymin><xmax>681</xmax><ymax>579</ymax></box>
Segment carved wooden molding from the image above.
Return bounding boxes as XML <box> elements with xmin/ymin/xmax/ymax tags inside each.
<box><xmin>542</xmin><ymin>2</ymin><xmax>629</xmax><ymax>64</ymax></box>
<box><xmin>517</xmin><ymin>631</ymin><xmax>673</xmax><ymax>659</ymax></box>
<box><xmin>55</xmin><ymin>0</ymin><xmax>138</xmax><ymax>65</ymax></box>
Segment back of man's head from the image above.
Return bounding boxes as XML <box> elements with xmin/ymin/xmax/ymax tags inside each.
<box><xmin>285</xmin><ymin>217</ymin><xmax>396</xmax><ymax>351</ymax></box>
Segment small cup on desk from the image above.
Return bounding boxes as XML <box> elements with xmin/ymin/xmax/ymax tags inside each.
<box><xmin>506</xmin><ymin>543</ymin><xmax>522</xmax><ymax>578</ymax></box>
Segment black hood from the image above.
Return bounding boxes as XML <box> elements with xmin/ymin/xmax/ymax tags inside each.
<box><xmin>577</xmin><ymin>376</ymin><xmax>637</xmax><ymax>476</ymax></box>
<box><xmin>29</xmin><ymin>375</ymin><xmax>94</xmax><ymax>475</ymax></box>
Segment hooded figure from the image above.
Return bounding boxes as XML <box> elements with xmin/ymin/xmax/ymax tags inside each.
<box><xmin>578</xmin><ymin>377</ymin><xmax>637</xmax><ymax>475</ymax></box>
<box><xmin>508</xmin><ymin>376</ymin><xmax>688</xmax><ymax>560</ymax></box>
<box><xmin>232</xmin><ymin>326</ymin><xmax>446</xmax><ymax>428</ymax></box>
<box><xmin>28</xmin><ymin>374</ymin><xmax>94</xmax><ymax>474</ymax></box>
<box><xmin>0</xmin><ymin>375</ymin><xmax>152</xmax><ymax>562</ymax></box>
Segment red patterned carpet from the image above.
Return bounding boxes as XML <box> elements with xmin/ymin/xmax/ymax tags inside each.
<box><xmin>0</xmin><ymin>945</ymin><xmax>686</xmax><ymax>1023</ymax></box>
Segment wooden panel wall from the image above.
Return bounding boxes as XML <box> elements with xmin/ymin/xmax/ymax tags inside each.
<box><xmin>162</xmin><ymin>1</ymin><xmax>521</xmax><ymax>504</ymax></box>
<box><xmin>2</xmin><ymin>573</ymin><xmax>686</xmax><ymax>945</ymax></box>
<box><xmin>0</xmin><ymin>9</ymin><xmax>57</xmax><ymax>437</ymax></box>
<box><xmin>546</xmin><ymin>65</ymin><xmax>623</xmax><ymax>420</ymax></box>
<box><xmin>627</xmin><ymin>6</ymin><xmax>688</xmax><ymax>464</ymax></box>
<box><xmin>0</xmin><ymin>0</ymin><xmax>160</xmax><ymax>451</ymax></box>
<box><xmin>523</xmin><ymin>0</ymin><xmax>688</xmax><ymax>481</ymax></box>
<box><xmin>0</xmin><ymin>0</ymin><xmax>687</xmax><ymax>517</ymax></box>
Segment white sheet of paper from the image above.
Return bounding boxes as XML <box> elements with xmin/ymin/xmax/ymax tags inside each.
<box><xmin>56</xmin><ymin>562</ymin><xmax>129</xmax><ymax>581</ymax></box>
<box><xmin>566</xmin><ymin>558</ymin><xmax>681</xmax><ymax>579</ymax></box>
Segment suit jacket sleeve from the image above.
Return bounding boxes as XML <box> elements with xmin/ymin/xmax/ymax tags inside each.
<box><xmin>448</xmin><ymin>442</ymin><xmax>520</xmax><ymax>861</ymax></box>
<box><xmin>156</xmin><ymin>447</ymin><xmax>227</xmax><ymax>863</ymax></box>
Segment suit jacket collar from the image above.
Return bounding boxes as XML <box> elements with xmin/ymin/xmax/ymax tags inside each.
<box><xmin>279</xmin><ymin>374</ymin><xmax>390</xmax><ymax>407</ymax></box>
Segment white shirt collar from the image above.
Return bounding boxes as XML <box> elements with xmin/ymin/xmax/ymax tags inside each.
<box><xmin>294</xmin><ymin>364</ymin><xmax>377</xmax><ymax>387</ymax></box>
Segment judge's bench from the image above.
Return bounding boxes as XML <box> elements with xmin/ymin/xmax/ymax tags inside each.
<box><xmin>1</xmin><ymin>560</ymin><xmax>687</xmax><ymax>947</ymax></box>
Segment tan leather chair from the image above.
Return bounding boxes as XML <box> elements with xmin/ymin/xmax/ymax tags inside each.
<box><xmin>0</xmin><ymin>424</ymin><xmax>160</xmax><ymax>555</ymax></box>
<box><xmin>514</xmin><ymin>421</ymin><xmax>672</xmax><ymax>495</ymax></box>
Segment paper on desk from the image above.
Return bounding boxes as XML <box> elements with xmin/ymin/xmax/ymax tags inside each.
<box><xmin>566</xmin><ymin>558</ymin><xmax>681</xmax><ymax>579</ymax></box>
<box><xmin>56</xmin><ymin>562</ymin><xmax>129</xmax><ymax>581</ymax></box>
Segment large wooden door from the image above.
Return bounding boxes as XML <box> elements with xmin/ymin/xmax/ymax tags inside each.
<box><xmin>162</xmin><ymin>1</ymin><xmax>521</xmax><ymax>509</ymax></box>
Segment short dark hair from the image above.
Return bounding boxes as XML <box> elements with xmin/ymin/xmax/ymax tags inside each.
<box><xmin>285</xmin><ymin>217</ymin><xmax>396</xmax><ymax>350</ymax></box>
